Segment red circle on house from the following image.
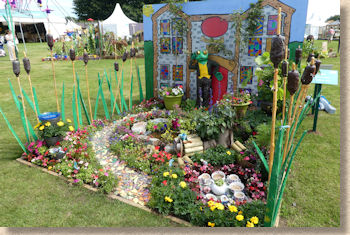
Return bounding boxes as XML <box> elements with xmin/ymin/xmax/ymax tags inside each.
<box><xmin>201</xmin><ymin>17</ymin><xmax>228</xmax><ymax>38</ymax></box>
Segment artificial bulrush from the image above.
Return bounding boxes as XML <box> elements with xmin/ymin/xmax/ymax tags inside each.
<box><xmin>12</xmin><ymin>60</ymin><xmax>20</xmax><ymax>76</ymax></box>
<box><xmin>114</xmin><ymin>62</ymin><xmax>119</xmax><ymax>71</ymax></box>
<box><xmin>287</xmin><ymin>69</ymin><xmax>299</xmax><ymax>95</ymax></box>
<box><xmin>83</xmin><ymin>52</ymin><xmax>89</xmax><ymax>65</ymax></box>
<box><xmin>306</xmin><ymin>52</ymin><xmax>315</xmax><ymax>63</ymax></box>
<box><xmin>282</xmin><ymin>60</ymin><xmax>288</xmax><ymax>77</ymax></box>
<box><xmin>23</xmin><ymin>57</ymin><xmax>31</xmax><ymax>74</ymax></box>
<box><xmin>295</xmin><ymin>46</ymin><xmax>302</xmax><ymax>65</ymax></box>
<box><xmin>122</xmin><ymin>52</ymin><xmax>128</xmax><ymax>62</ymax></box>
<box><xmin>301</xmin><ymin>61</ymin><xmax>316</xmax><ymax>85</ymax></box>
<box><xmin>315</xmin><ymin>59</ymin><xmax>322</xmax><ymax>75</ymax></box>
<box><xmin>47</xmin><ymin>34</ymin><xmax>54</xmax><ymax>50</ymax></box>
<box><xmin>270</xmin><ymin>34</ymin><xmax>285</xmax><ymax>68</ymax></box>
<box><xmin>70</xmin><ymin>49</ymin><xmax>76</xmax><ymax>61</ymax></box>
<box><xmin>130</xmin><ymin>48</ymin><xmax>136</xmax><ymax>58</ymax></box>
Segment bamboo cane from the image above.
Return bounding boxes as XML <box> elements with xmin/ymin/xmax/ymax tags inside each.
<box><xmin>285</xmin><ymin>59</ymin><xmax>316</xmax><ymax>157</ymax></box>
<box><xmin>268</xmin><ymin>7</ymin><xmax>282</xmax><ymax>181</ymax></box>
<box><xmin>111</xmin><ymin>44</ymin><xmax>123</xmax><ymax>117</ymax></box>
<box><xmin>23</xmin><ymin>52</ymin><xmax>39</xmax><ymax>123</ymax></box>
<box><xmin>128</xmin><ymin>42</ymin><xmax>135</xmax><ymax>109</ymax></box>
<box><xmin>49</xmin><ymin>50</ymin><xmax>60</xmax><ymax>112</ymax></box>
<box><xmin>281</xmin><ymin>45</ymin><xmax>289</xmax><ymax>125</ymax></box>
<box><xmin>83</xmin><ymin>50</ymin><xmax>93</xmax><ymax>122</ymax></box>
<box><xmin>70</xmin><ymin>46</ymin><xmax>80</xmax><ymax>126</ymax></box>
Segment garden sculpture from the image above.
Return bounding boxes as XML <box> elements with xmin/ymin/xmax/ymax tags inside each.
<box><xmin>189</xmin><ymin>50</ymin><xmax>222</xmax><ymax>107</ymax></box>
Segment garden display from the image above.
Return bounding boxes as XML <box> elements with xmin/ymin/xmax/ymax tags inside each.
<box><xmin>0</xmin><ymin>0</ymin><xmax>317</xmax><ymax>228</ymax></box>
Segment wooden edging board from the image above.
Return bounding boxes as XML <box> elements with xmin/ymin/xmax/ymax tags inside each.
<box><xmin>16</xmin><ymin>158</ymin><xmax>192</xmax><ymax>227</ymax></box>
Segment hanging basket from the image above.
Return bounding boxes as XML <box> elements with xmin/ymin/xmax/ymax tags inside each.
<box><xmin>233</xmin><ymin>103</ymin><xmax>250</xmax><ymax>119</ymax></box>
<box><xmin>164</xmin><ymin>95</ymin><xmax>183</xmax><ymax>110</ymax></box>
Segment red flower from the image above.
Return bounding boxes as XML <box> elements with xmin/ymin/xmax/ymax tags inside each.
<box><xmin>55</xmin><ymin>141</ymin><xmax>60</xmax><ymax>146</ymax></box>
<box><xmin>252</xmin><ymin>131</ymin><xmax>257</xmax><ymax>136</ymax></box>
<box><xmin>130</xmin><ymin>117</ymin><xmax>135</xmax><ymax>122</ymax></box>
<box><xmin>162</xmin><ymin>180</ymin><xmax>167</xmax><ymax>186</ymax></box>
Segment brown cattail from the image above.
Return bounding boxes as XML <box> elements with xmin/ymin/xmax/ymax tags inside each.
<box><xmin>114</xmin><ymin>62</ymin><xmax>119</xmax><ymax>71</ymax></box>
<box><xmin>270</xmin><ymin>35</ymin><xmax>285</xmax><ymax>68</ymax></box>
<box><xmin>122</xmin><ymin>51</ymin><xmax>128</xmax><ymax>62</ymax></box>
<box><xmin>12</xmin><ymin>60</ymin><xmax>20</xmax><ymax>77</ymax></box>
<box><xmin>47</xmin><ymin>34</ymin><xmax>54</xmax><ymax>50</ymax></box>
<box><xmin>23</xmin><ymin>57</ymin><xmax>31</xmax><ymax>74</ymax></box>
<box><xmin>282</xmin><ymin>60</ymin><xmax>289</xmax><ymax>77</ymax></box>
<box><xmin>83</xmin><ymin>51</ymin><xmax>89</xmax><ymax>65</ymax></box>
<box><xmin>287</xmin><ymin>67</ymin><xmax>299</xmax><ymax>95</ymax></box>
<box><xmin>130</xmin><ymin>48</ymin><xmax>136</xmax><ymax>57</ymax></box>
<box><xmin>70</xmin><ymin>48</ymin><xmax>76</xmax><ymax>61</ymax></box>
<box><xmin>315</xmin><ymin>59</ymin><xmax>322</xmax><ymax>75</ymax></box>
<box><xmin>301</xmin><ymin>62</ymin><xmax>316</xmax><ymax>85</ymax></box>
<box><xmin>295</xmin><ymin>46</ymin><xmax>302</xmax><ymax>65</ymax></box>
<box><xmin>306</xmin><ymin>52</ymin><xmax>314</xmax><ymax>63</ymax></box>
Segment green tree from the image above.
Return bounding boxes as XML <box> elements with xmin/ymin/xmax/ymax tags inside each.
<box><xmin>325</xmin><ymin>15</ymin><xmax>340</xmax><ymax>23</ymax></box>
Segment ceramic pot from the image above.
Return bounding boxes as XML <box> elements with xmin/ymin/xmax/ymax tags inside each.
<box><xmin>164</xmin><ymin>95</ymin><xmax>183</xmax><ymax>110</ymax></box>
<box><xmin>226</xmin><ymin>174</ymin><xmax>240</xmax><ymax>184</ymax></box>
<box><xmin>228</xmin><ymin>182</ymin><xmax>245</xmax><ymax>193</ymax></box>
<box><xmin>211</xmin><ymin>171</ymin><xmax>225</xmax><ymax>181</ymax></box>
<box><xmin>210</xmin><ymin>179</ymin><xmax>228</xmax><ymax>196</ymax></box>
<box><xmin>233</xmin><ymin>103</ymin><xmax>250</xmax><ymax>119</ymax></box>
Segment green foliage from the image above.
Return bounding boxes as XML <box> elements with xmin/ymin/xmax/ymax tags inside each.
<box><xmin>239</xmin><ymin>200</ymin><xmax>266</xmax><ymax>227</ymax></box>
<box><xmin>167</xmin><ymin>0</ymin><xmax>189</xmax><ymax>39</ymax></box>
<box><xmin>302</xmin><ymin>40</ymin><xmax>320</xmax><ymax>58</ymax></box>
<box><xmin>73</xmin><ymin>0</ymin><xmax>119</xmax><ymax>20</ymax></box>
<box><xmin>243</xmin><ymin>109</ymin><xmax>270</xmax><ymax>129</ymax></box>
<box><xmin>180</xmin><ymin>99</ymin><xmax>196</xmax><ymax>112</ymax></box>
<box><xmin>191</xmin><ymin>145</ymin><xmax>236</xmax><ymax>166</ymax></box>
<box><xmin>36</xmin><ymin>121</ymin><xmax>70</xmax><ymax>139</ymax></box>
<box><xmin>233</xmin><ymin>121</ymin><xmax>253</xmax><ymax>143</ymax></box>
<box><xmin>325</xmin><ymin>15</ymin><xmax>340</xmax><ymax>22</ymax></box>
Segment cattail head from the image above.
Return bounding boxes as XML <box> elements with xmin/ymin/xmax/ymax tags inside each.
<box><xmin>295</xmin><ymin>46</ymin><xmax>302</xmax><ymax>65</ymax></box>
<box><xmin>70</xmin><ymin>48</ymin><xmax>76</xmax><ymax>61</ymax></box>
<box><xmin>301</xmin><ymin>58</ymin><xmax>316</xmax><ymax>85</ymax></box>
<box><xmin>114</xmin><ymin>62</ymin><xmax>119</xmax><ymax>71</ymax></box>
<box><xmin>287</xmin><ymin>63</ymin><xmax>299</xmax><ymax>95</ymax></box>
<box><xmin>83</xmin><ymin>50</ymin><xmax>89</xmax><ymax>65</ymax></box>
<box><xmin>315</xmin><ymin>59</ymin><xmax>322</xmax><ymax>75</ymax></box>
<box><xmin>46</xmin><ymin>34</ymin><xmax>54</xmax><ymax>50</ymax></box>
<box><xmin>12</xmin><ymin>60</ymin><xmax>20</xmax><ymax>77</ymax></box>
<box><xmin>270</xmin><ymin>35</ymin><xmax>285</xmax><ymax>68</ymax></box>
<box><xmin>282</xmin><ymin>60</ymin><xmax>289</xmax><ymax>77</ymax></box>
<box><xmin>122</xmin><ymin>51</ymin><xmax>128</xmax><ymax>62</ymax></box>
<box><xmin>306</xmin><ymin>52</ymin><xmax>315</xmax><ymax>63</ymax></box>
<box><xmin>23</xmin><ymin>57</ymin><xmax>31</xmax><ymax>74</ymax></box>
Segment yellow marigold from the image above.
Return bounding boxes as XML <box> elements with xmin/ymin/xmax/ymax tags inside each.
<box><xmin>236</xmin><ymin>214</ymin><xmax>244</xmax><ymax>221</ymax></box>
<box><xmin>34</xmin><ymin>123</ymin><xmax>41</xmax><ymax>129</ymax></box>
<box><xmin>179</xmin><ymin>181</ymin><xmax>187</xmax><ymax>188</ymax></box>
<box><xmin>183</xmin><ymin>171</ymin><xmax>186</xmax><ymax>175</ymax></box>
<box><xmin>200</xmin><ymin>207</ymin><xmax>203</xmax><ymax>211</ymax></box>
<box><xmin>208</xmin><ymin>222</ymin><xmax>215</xmax><ymax>227</ymax></box>
<box><xmin>57</xmin><ymin>121</ymin><xmax>64</xmax><ymax>127</ymax></box>
<box><xmin>67</xmin><ymin>119</ymin><xmax>72</xmax><ymax>123</ymax></box>
<box><xmin>238</xmin><ymin>211</ymin><xmax>243</xmax><ymax>215</ymax></box>
<box><xmin>45</xmin><ymin>122</ymin><xmax>51</xmax><ymax>127</ymax></box>
<box><xmin>208</xmin><ymin>201</ymin><xmax>215</xmax><ymax>207</ymax></box>
<box><xmin>48</xmin><ymin>166</ymin><xmax>52</xmax><ymax>170</ymax></box>
<box><xmin>210</xmin><ymin>206</ymin><xmax>216</xmax><ymax>211</ymax></box>
<box><xmin>171</xmin><ymin>173</ymin><xmax>178</xmax><ymax>179</ymax></box>
<box><xmin>216</xmin><ymin>203</ymin><xmax>225</xmax><ymax>210</ymax></box>
<box><xmin>246</xmin><ymin>221</ymin><xmax>254</xmax><ymax>227</ymax></box>
<box><xmin>250</xmin><ymin>216</ymin><xmax>259</xmax><ymax>224</ymax></box>
<box><xmin>226</xmin><ymin>151</ymin><xmax>231</xmax><ymax>155</ymax></box>
<box><xmin>69</xmin><ymin>126</ymin><xmax>74</xmax><ymax>131</ymax></box>
<box><xmin>164</xmin><ymin>196</ymin><xmax>173</xmax><ymax>203</ymax></box>
<box><xmin>228</xmin><ymin>205</ymin><xmax>238</xmax><ymax>213</ymax></box>
<box><xmin>163</xmin><ymin>172</ymin><xmax>169</xmax><ymax>177</ymax></box>
<box><xmin>39</xmin><ymin>125</ymin><xmax>45</xmax><ymax>131</ymax></box>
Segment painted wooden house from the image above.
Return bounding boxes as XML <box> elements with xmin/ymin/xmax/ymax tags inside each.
<box><xmin>143</xmin><ymin>0</ymin><xmax>309</xmax><ymax>101</ymax></box>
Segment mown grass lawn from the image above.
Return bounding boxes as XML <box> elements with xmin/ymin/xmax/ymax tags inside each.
<box><xmin>0</xmin><ymin>40</ymin><xmax>340</xmax><ymax>227</ymax></box>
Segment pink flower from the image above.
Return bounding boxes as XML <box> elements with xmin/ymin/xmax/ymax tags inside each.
<box><xmin>244</xmin><ymin>156</ymin><xmax>250</xmax><ymax>161</ymax></box>
<box><xmin>73</xmin><ymin>179</ymin><xmax>80</xmax><ymax>183</ymax></box>
<box><xmin>166</xmin><ymin>92</ymin><xmax>170</xmax><ymax>95</ymax></box>
<box><xmin>104</xmin><ymin>172</ymin><xmax>109</xmax><ymax>177</ymax></box>
<box><xmin>73</xmin><ymin>169</ymin><xmax>78</xmax><ymax>174</ymax></box>
<box><xmin>153</xmin><ymin>125</ymin><xmax>158</xmax><ymax>130</ymax></box>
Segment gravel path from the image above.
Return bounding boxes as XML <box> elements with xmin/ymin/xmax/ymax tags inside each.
<box><xmin>91</xmin><ymin>122</ymin><xmax>152</xmax><ymax>206</ymax></box>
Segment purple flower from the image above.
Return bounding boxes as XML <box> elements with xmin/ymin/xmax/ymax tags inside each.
<box><xmin>73</xmin><ymin>179</ymin><xmax>80</xmax><ymax>183</ymax></box>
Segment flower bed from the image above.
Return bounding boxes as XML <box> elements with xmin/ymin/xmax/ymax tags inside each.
<box><xmin>20</xmin><ymin>95</ymin><xmax>273</xmax><ymax>227</ymax></box>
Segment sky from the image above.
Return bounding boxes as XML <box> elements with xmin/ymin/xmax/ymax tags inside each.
<box><xmin>1</xmin><ymin>0</ymin><xmax>340</xmax><ymax>23</ymax></box>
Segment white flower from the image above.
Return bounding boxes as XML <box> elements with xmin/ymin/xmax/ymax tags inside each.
<box><xmin>79</xmin><ymin>160</ymin><xmax>83</xmax><ymax>164</ymax></box>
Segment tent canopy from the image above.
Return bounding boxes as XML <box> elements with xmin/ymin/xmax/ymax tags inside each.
<box><xmin>102</xmin><ymin>3</ymin><xmax>138</xmax><ymax>39</ymax></box>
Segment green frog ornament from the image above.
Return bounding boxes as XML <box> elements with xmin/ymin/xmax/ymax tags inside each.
<box><xmin>189</xmin><ymin>50</ymin><xmax>223</xmax><ymax>107</ymax></box>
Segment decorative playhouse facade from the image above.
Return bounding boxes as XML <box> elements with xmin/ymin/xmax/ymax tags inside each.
<box><xmin>143</xmin><ymin>0</ymin><xmax>308</xmax><ymax>100</ymax></box>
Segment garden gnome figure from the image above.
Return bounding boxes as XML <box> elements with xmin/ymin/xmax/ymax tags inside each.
<box><xmin>189</xmin><ymin>50</ymin><xmax>222</xmax><ymax>107</ymax></box>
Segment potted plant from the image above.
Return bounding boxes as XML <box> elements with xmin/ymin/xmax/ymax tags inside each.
<box><xmin>226</xmin><ymin>91</ymin><xmax>252</xmax><ymax>119</ymax></box>
<box><xmin>35</xmin><ymin>119</ymin><xmax>74</xmax><ymax>147</ymax></box>
<box><xmin>159</xmin><ymin>85</ymin><xmax>184</xmax><ymax>110</ymax></box>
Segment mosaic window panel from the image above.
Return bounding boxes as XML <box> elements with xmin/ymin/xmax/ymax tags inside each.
<box><xmin>171</xmin><ymin>18</ymin><xmax>182</xmax><ymax>36</ymax></box>
<box><xmin>254</xmin><ymin>17</ymin><xmax>264</xmax><ymax>35</ymax></box>
<box><xmin>160</xmin><ymin>83</ymin><xmax>170</xmax><ymax>88</ymax></box>
<box><xmin>172</xmin><ymin>37</ymin><xmax>183</xmax><ymax>54</ymax></box>
<box><xmin>267</xmin><ymin>15</ymin><xmax>278</xmax><ymax>35</ymax></box>
<box><xmin>173</xmin><ymin>65</ymin><xmax>184</xmax><ymax>81</ymax></box>
<box><xmin>160</xmin><ymin>38</ymin><xmax>171</xmax><ymax>54</ymax></box>
<box><xmin>160</xmin><ymin>19</ymin><xmax>170</xmax><ymax>35</ymax></box>
<box><xmin>160</xmin><ymin>65</ymin><xmax>170</xmax><ymax>80</ymax></box>
<box><xmin>240</xmin><ymin>66</ymin><xmax>254</xmax><ymax>84</ymax></box>
<box><xmin>248</xmin><ymin>38</ymin><xmax>262</xmax><ymax>56</ymax></box>
<box><xmin>265</xmin><ymin>38</ymin><xmax>272</xmax><ymax>52</ymax></box>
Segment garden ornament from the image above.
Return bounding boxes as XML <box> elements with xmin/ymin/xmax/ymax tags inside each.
<box><xmin>189</xmin><ymin>50</ymin><xmax>222</xmax><ymax>107</ymax></box>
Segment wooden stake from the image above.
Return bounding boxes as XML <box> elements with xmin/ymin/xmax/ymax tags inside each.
<box><xmin>71</xmin><ymin>47</ymin><xmax>80</xmax><ymax>126</ymax></box>
<box><xmin>268</xmin><ymin>7</ymin><xmax>282</xmax><ymax>181</ymax></box>
<box><xmin>16</xmin><ymin>75</ymin><xmax>31</xmax><ymax>142</ymax></box>
<box><xmin>281</xmin><ymin>45</ymin><xmax>288</xmax><ymax>125</ymax></box>
<box><xmin>50</xmin><ymin>49</ymin><xmax>60</xmax><ymax>112</ymax></box>
<box><xmin>111</xmin><ymin>44</ymin><xmax>124</xmax><ymax>117</ymax></box>
<box><xmin>128</xmin><ymin>42</ymin><xmax>134</xmax><ymax>109</ymax></box>
<box><xmin>23</xmin><ymin>52</ymin><xmax>39</xmax><ymax>123</ymax></box>
<box><xmin>84</xmin><ymin>50</ymin><xmax>93</xmax><ymax>122</ymax></box>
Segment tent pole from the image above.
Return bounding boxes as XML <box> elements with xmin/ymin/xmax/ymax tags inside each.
<box><xmin>33</xmin><ymin>22</ymin><xmax>42</xmax><ymax>43</ymax></box>
<box><xmin>18</xmin><ymin>22</ymin><xmax>27</xmax><ymax>53</ymax></box>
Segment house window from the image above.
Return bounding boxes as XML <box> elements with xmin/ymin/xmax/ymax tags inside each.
<box><xmin>248</xmin><ymin>38</ymin><xmax>262</xmax><ymax>56</ymax></box>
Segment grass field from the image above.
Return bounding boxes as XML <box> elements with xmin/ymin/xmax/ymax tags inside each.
<box><xmin>0</xmin><ymin>40</ymin><xmax>340</xmax><ymax>227</ymax></box>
